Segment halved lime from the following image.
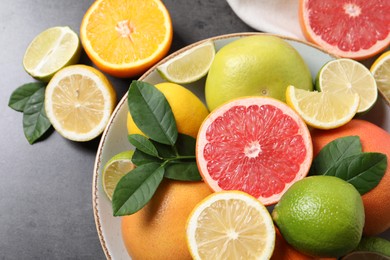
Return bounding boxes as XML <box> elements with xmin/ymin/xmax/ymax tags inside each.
<box><xmin>23</xmin><ymin>26</ymin><xmax>81</xmax><ymax>82</ymax></box>
<box><xmin>316</xmin><ymin>58</ymin><xmax>378</xmax><ymax>114</ymax></box>
<box><xmin>157</xmin><ymin>40</ymin><xmax>215</xmax><ymax>84</ymax></box>
<box><xmin>102</xmin><ymin>150</ymin><xmax>135</xmax><ymax>200</ymax></box>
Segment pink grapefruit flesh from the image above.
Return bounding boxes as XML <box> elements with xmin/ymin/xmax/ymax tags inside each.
<box><xmin>299</xmin><ymin>0</ymin><xmax>390</xmax><ymax>60</ymax></box>
<box><xmin>196</xmin><ymin>97</ymin><xmax>313</xmax><ymax>205</ymax></box>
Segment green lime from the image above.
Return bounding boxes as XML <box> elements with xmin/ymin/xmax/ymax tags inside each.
<box><xmin>355</xmin><ymin>236</ymin><xmax>390</xmax><ymax>257</ymax></box>
<box><xmin>23</xmin><ymin>26</ymin><xmax>81</xmax><ymax>82</ymax></box>
<box><xmin>315</xmin><ymin>58</ymin><xmax>378</xmax><ymax>114</ymax></box>
<box><xmin>157</xmin><ymin>40</ymin><xmax>215</xmax><ymax>84</ymax></box>
<box><xmin>341</xmin><ymin>251</ymin><xmax>390</xmax><ymax>260</ymax></box>
<box><xmin>102</xmin><ymin>150</ymin><xmax>135</xmax><ymax>201</ymax></box>
<box><xmin>272</xmin><ymin>175</ymin><xmax>365</xmax><ymax>258</ymax></box>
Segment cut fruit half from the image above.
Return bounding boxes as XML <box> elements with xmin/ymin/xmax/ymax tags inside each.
<box><xmin>370</xmin><ymin>51</ymin><xmax>390</xmax><ymax>106</ymax></box>
<box><xmin>157</xmin><ymin>40</ymin><xmax>215</xmax><ymax>84</ymax></box>
<box><xmin>45</xmin><ymin>65</ymin><xmax>116</xmax><ymax>141</ymax></box>
<box><xmin>286</xmin><ymin>85</ymin><xmax>359</xmax><ymax>129</ymax></box>
<box><xmin>299</xmin><ymin>0</ymin><xmax>390</xmax><ymax>60</ymax></box>
<box><xmin>186</xmin><ymin>191</ymin><xmax>275</xmax><ymax>260</ymax></box>
<box><xmin>316</xmin><ymin>58</ymin><xmax>377</xmax><ymax>113</ymax></box>
<box><xmin>103</xmin><ymin>150</ymin><xmax>135</xmax><ymax>200</ymax></box>
<box><xmin>196</xmin><ymin>96</ymin><xmax>313</xmax><ymax>205</ymax></box>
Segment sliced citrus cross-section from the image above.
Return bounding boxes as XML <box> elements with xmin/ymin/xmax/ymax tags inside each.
<box><xmin>23</xmin><ymin>26</ymin><xmax>81</xmax><ymax>82</ymax></box>
<box><xmin>196</xmin><ymin>96</ymin><xmax>313</xmax><ymax>205</ymax></box>
<box><xmin>286</xmin><ymin>85</ymin><xmax>359</xmax><ymax>129</ymax></box>
<box><xmin>186</xmin><ymin>191</ymin><xmax>275</xmax><ymax>260</ymax></box>
<box><xmin>45</xmin><ymin>64</ymin><xmax>116</xmax><ymax>142</ymax></box>
<box><xmin>316</xmin><ymin>58</ymin><xmax>377</xmax><ymax>114</ymax></box>
<box><xmin>80</xmin><ymin>0</ymin><xmax>173</xmax><ymax>78</ymax></box>
<box><xmin>299</xmin><ymin>0</ymin><xmax>390</xmax><ymax>60</ymax></box>
<box><xmin>157</xmin><ymin>40</ymin><xmax>215</xmax><ymax>84</ymax></box>
<box><xmin>371</xmin><ymin>50</ymin><xmax>390</xmax><ymax>106</ymax></box>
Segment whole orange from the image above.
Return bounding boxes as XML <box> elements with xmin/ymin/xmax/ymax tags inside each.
<box><xmin>310</xmin><ymin>119</ymin><xmax>390</xmax><ymax>235</ymax></box>
<box><xmin>121</xmin><ymin>179</ymin><xmax>212</xmax><ymax>260</ymax></box>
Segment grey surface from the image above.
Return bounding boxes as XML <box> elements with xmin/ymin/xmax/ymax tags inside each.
<box><xmin>0</xmin><ymin>0</ymin><xmax>253</xmax><ymax>259</ymax></box>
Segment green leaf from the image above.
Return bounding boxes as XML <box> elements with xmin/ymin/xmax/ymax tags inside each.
<box><xmin>112</xmin><ymin>162</ymin><xmax>164</xmax><ymax>216</ymax></box>
<box><xmin>132</xmin><ymin>149</ymin><xmax>163</xmax><ymax>166</ymax></box>
<box><xmin>128</xmin><ymin>134</ymin><xmax>159</xmax><ymax>157</ymax></box>
<box><xmin>22</xmin><ymin>88</ymin><xmax>52</xmax><ymax>144</ymax></box>
<box><xmin>176</xmin><ymin>134</ymin><xmax>196</xmax><ymax>156</ymax></box>
<box><xmin>310</xmin><ymin>136</ymin><xmax>362</xmax><ymax>175</ymax></box>
<box><xmin>324</xmin><ymin>153</ymin><xmax>387</xmax><ymax>195</ymax></box>
<box><xmin>8</xmin><ymin>82</ymin><xmax>46</xmax><ymax>112</ymax></box>
<box><xmin>128</xmin><ymin>80</ymin><xmax>178</xmax><ymax>145</ymax></box>
<box><xmin>164</xmin><ymin>161</ymin><xmax>202</xmax><ymax>181</ymax></box>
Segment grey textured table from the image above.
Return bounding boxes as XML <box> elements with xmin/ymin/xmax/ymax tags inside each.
<box><xmin>0</xmin><ymin>1</ymin><xmax>253</xmax><ymax>259</ymax></box>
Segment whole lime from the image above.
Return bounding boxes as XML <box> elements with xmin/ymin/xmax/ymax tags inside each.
<box><xmin>272</xmin><ymin>175</ymin><xmax>365</xmax><ymax>258</ymax></box>
<box><xmin>205</xmin><ymin>35</ymin><xmax>313</xmax><ymax>111</ymax></box>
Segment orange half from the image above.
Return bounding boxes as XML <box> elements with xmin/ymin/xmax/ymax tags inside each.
<box><xmin>80</xmin><ymin>0</ymin><xmax>173</xmax><ymax>78</ymax></box>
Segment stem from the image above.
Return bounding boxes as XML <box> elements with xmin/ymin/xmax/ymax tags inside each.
<box><xmin>161</xmin><ymin>155</ymin><xmax>196</xmax><ymax>167</ymax></box>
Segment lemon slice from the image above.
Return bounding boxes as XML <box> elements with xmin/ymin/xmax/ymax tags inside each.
<box><xmin>103</xmin><ymin>151</ymin><xmax>135</xmax><ymax>200</ymax></box>
<box><xmin>370</xmin><ymin>51</ymin><xmax>390</xmax><ymax>106</ymax></box>
<box><xmin>45</xmin><ymin>64</ymin><xmax>116</xmax><ymax>141</ymax></box>
<box><xmin>286</xmin><ymin>85</ymin><xmax>359</xmax><ymax>129</ymax></box>
<box><xmin>23</xmin><ymin>26</ymin><xmax>81</xmax><ymax>82</ymax></box>
<box><xmin>186</xmin><ymin>191</ymin><xmax>275</xmax><ymax>260</ymax></box>
<box><xmin>316</xmin><ymin>58</ymin><xmax>377</xmax><ymax>114</ymax></box>
<box><xmin>157</xmin><ymin>40</ymin><xmax>215</xmax><ymax>84</ymax></box>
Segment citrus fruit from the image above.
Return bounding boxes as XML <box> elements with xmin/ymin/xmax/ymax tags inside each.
<box><xmin>299</xmin><ymin>0</ymin><xmax>390</xmax><ymax>60</ymax></box>
<box><xmin>186</xmin><ymin>191</ymin><xmax>275</xmax><ymax>260</ymax></box>
<box><xmin>45</xmin><ymin>64</ymin><xmax>116</xmax><ymax>142</ymax></box>
<box><xmin>370</xmin><ymin>50</ymin><xmax>390</xmax><ymax>105</ymax></box>
<box><xmin>341</xmin><ymin>251</ymin><xmax>390</xmax><ymax>260</ymax></box>
<box><xmin>355</xmin><ymin>236</ymin><xmax>390</xmax><ymax>257</ymax></box>
<box><xmin>80</xmin><ymin>0</ymin><xmax>173</xmax><ymax>78</ymax></box>
<box><xmin>286</xmin><ymin>85</ymin><xmax>359</xmax><ymax>129</ymax></box>
<box><xmin>316</xmin><ymin>58</ymin><xmax>378</xmax><ymax>114</ymax></box>
<box><xmin>121</xmin><ymin>179</ymin><xmax>212</xmax><ymax>260</ymax></box>
<box><xmin>157</xmin><ymin>40</ymin><xmax>215</xmax><ymax>84</ymax></box>
<box><xmin>102</xmin><ymin>150</ymin><xmax>135</xmax><ymax>201</ymax></box>
<box><xmin>310</xmin><ymin>119</ymin><xmax>390</xmax><ymax>236</ymax></box>
<box><xmin>196</xmin><ymin>96</ymin><xmax>313</xmax><ymax>205</ymax></box>
<box><xmin>23</xmin><ymin>26</ymin><xmax>81</xmax><ymax>82</ymax></box>
<box><xmin>205</xmin><ymin>35</ymin><xmax>313</xmax><ymax>111</ymax></box>
<box><xmin>127</xmin><ymin>82</ymin><xmax>209</xmax><ymax>138</ymax></box>
<box><xmin>272</xmin><ymin>175</ymin><xmax>365</xmax><ymax>258</ymax></box>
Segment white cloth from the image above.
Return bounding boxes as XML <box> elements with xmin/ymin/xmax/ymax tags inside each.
<box><xmin>226</xmin><ymin>0</ymin><xmax>305</xmax><ymax>40</ymax></box>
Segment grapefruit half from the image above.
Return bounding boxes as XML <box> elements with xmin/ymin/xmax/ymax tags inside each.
<box><xmin>196</xmin><ymin>97</ymin><xmax>313</xmax><ymax>205</ymax></box>
<box><xmin>299</xmin><ymin>0</ymin><xmax>390</xmax><ymax>60</ymax></box>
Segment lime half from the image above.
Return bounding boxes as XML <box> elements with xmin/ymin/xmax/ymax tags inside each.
<box><xmin>157</xmin><ymin>40</ymin><xmax>215</xmax><ymax>84</ymax></box>
<box><xmin>316</xmin><ymin>58</ymin><xmax>378</xmax><ymax>114</ymax></box>
<box><xmin>23</xmin><ymin>26</ymin><xmax>81</xmax><ymax>82</ymax></box>
<box><xmin>102</xmin><ymin>150</ymin><xmax>135</xmax><ymax>200</ymax></box>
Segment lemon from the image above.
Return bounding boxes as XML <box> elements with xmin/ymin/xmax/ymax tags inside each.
<box><xmin>23</xmin><ymin>26</ymin><xmax>81</xmax><ymax>82</ymax></box>
<box><xmin>286</xmin><ymin>85</ymin><xmax>359</xmax><ymax>129</ymax></box>
<box><xmin>186</xmin><ymin>191</ymin><xmax>275</xmax><ymax>260</ymax></box>
<box><xmin>103</xmin><ymin>150</ymin><xmax>135</xmax><ymax>201</ymax></box>
<box><xmin>157</xmin><ymin>40</ymin><xmax>215</xmax><ymax>84</ymax></box>
<box><xmin>272</xmin><ymin>176</ymin><xmax>365</xmax><ymax>258</ymax></box>
<box><xmin>205</xmin><ymin>35</ymin><xmax>313</xmax><ymax>111</ymax></box>
<box><xmin>370</xmin><ymin>51</ymin><xmax>390</xmax><ymax>106</ymax></box>
<box><xmin>45</xmin><ymin>64</ymin><xmax>117</xmax><ymax>142</ymax></box>
<box><xmin>127</xmin><ymin>82</ymin><xmax>209</xmax><ymax>138</ymax></box>
<box><xmin>316</xmin><ymin>58</ymin><xmax>378</xmax><ymax>114</ymax></box>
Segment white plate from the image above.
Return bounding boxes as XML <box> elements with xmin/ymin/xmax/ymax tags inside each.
<box><xmin>92</xmin><ymin>32</ymin><xmax>390</xmax><ymax>259</ymax></box>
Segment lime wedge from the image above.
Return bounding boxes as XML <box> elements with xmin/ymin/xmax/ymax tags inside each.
<box><xmin>102</xmin><ymin>150</ymin><xmax>135</xmax><ymax>200</ymax></box>
<box><xmin>370</xmin><ymin>51</ymin><xmax>390</xmax><ymax>106</ymax></box>
<box><xmin>286</xmin><ymin>85</ymin><xmax>359</xmax><ymax>129</ymax></box>
<box><xmin>23</xmin><ymin>26</ymin><xmax>81</xmax><ymax>82</ymax></box>
<box><xmin>157</xmin><ymin>40</ymin><xmax>215</xmax><ymax>84</ymax></box>
<box><xmin>316</xmin><ymin>58</ymin><xmax>378</xmax><ymax>114</ymax></box>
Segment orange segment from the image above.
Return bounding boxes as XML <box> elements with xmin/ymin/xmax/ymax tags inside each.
<box><xmin>80</xmin><ymin>0</ymin><xmax>172</xmax><ymax>78</ymax></box>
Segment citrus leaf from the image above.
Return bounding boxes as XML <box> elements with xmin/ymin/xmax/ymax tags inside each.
<box><xmin>112</xmin><ymin>162</ymin><xmax>164</xmax><ymax>216</ymax></box>
<box><xmin>22</xmin><ymin>87</ymin><xmax>52</xmax><ymax>144</ymax></box>
<box><xmin>132</xmin><ymin>149</ymin><xmax>163</xmax><ymax>166</ymax></box>
<box><xmin>324</xmin><ymin>152</ymin><xmax>387</xmax><ymax>195</ymax></box>
<box><xmin>128</xmin><ymin>134</ymin><xmax>159</xmax><ymax>157</ymax></box>
<box><xmin>176</xmin><ymin>134</ymin><xmax>196</xmax><ymax>156</ymax></box>
<box><xmin>164</xmin><ymin>161</ymin><xmax>202</xmax><ymax>181</ymax></box>
<box><xmin>310</xmin><ymin>136</ymin><xmax>362</xmax><ymax>175</ymax></box>
<box><xmin>8</xmin><ymin>82</ymin><xmax>46</xmax><ymax>112</ymax></box>
<box><xmin>128</xmin><ymin>80</ymin><xmax>178</xmax><ymax>145</ymax></box>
